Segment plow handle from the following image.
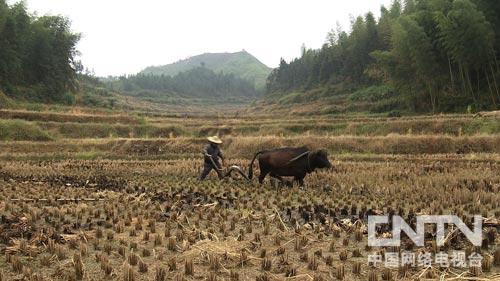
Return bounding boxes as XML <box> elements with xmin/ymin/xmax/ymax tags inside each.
<box><xmin>206</xmin><ymin>154</ymin><xmax>224</xmax><ymax>179</ymax></box>
<box><xmin>205</xmin><ymin>154</ymin><xmax>250</xmax><ymax>181</ymax></box>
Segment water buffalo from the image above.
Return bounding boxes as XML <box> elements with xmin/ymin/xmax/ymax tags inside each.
<box><xmin>247</xmin><ymin>146</ymin><xmax>332</xmax><ymax>186</ymax></box>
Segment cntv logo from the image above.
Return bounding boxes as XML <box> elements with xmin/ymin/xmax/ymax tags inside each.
<box><xmin>368</xmin><ymin>215</ymin><xmax>482</xmax><ymax>247</ymax></box>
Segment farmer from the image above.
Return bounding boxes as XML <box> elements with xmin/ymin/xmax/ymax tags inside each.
<box><xmin>199</xmin><ymin>136</ymin><xmax>225</xmax><ymax>180</ymax></box>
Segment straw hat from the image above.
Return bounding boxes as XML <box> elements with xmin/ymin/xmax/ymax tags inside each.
<box><xmin>207</xmin><ymin>136</ymin><xmax>222</xmax><ymax>144</ymax></box>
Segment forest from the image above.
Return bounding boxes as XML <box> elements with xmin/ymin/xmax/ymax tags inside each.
<box><xmin>2</xmin><ymin>0</ymin><xmax>500</xmax><ymax>114</ymax></box>
<box><xmin>0</xmin><ymin>0</ymin><xmax>81</xmax><ymax>104</ymax></box>
<box><xmin>0</xmin><ymin>0</ymin><xmax>258</xmax><ymax>107</ymax></box>
<box><xmin>109</xmin><ymin>67</ymin><xmax>259</xmax><ymax>101</ymax></box>
<box><xmin>266</xmin><ymin>0</ymin><xmax>500</xmax><ymax>113</ymax></box>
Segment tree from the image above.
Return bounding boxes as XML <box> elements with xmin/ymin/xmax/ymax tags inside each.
<box><xmin>115</xmin><ymin>67</ymin><xmax>259</xmax><ymax>100</ymax></box>
<box><xmin>403</xmin><ymin>0</ymin><xmax>416</xmax><ymax>14</ymax></box>
<box><xmin>390</xmin><ymin>0</ymin><xmax>402</xmax><ymax>19</ymax></box>
<box><xmin>396</xmin><ymin>16</ymin><xmax>442</xmax><ymax>112</ymax></box>
<box><xmin>436</xmin><ymin>0</ymin><xmax>496</xmax><ymax>108</ymax></box>
<box><xmin>0</xmin><ymin>1</ymin><xmax>80</xmax><ymax>103</ymax></box>
<box><xmin>377</xmin><ymin>6</ymin><xmax>393</xmax><ymax>51</ymax></box>
<box><xmin>265</xmin><ymin>0</ymin><xmax>499</xmax><ymax>112</ymax></box>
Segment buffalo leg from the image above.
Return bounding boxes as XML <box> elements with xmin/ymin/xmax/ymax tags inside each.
<box><xmin>258</xmin><ymin>167</ymin><xmax>271</xmax><ymax>184</ymax></box>
<box><xmin>258</xmin><ymin>172</ymin><xmax>269</xmax><ymax>184</ymax></box>
<box><xmin>294</xmin><ymin>176</ymin><xmax>305</xmax><ymax>187</ymax></box>
<box><xmin>270</xmin><ymin>173</ymin><xmax>285</xmax><ymax>188</ymax></box>
<box><xmin>270</xmin><ymin>173</ymin><xmax>284</xmax><ymax>183</ymax></box>
<box><xmin>258</xmin><ymin>174</ymin><xmax>267</xmax><ymax>184</ymax></box>
<box><xmin>271</xmin><ymin>174</ymin><xmax>294</xmax><ymax>187</ymax></box>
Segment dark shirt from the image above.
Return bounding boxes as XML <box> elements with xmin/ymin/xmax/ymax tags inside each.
<box><xmin>203</xmin><ymin>143</ymin><xmax>223</xmax><ymax>164</ymax></box>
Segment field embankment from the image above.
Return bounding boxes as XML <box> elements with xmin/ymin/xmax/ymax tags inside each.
<box><xmin>1</xmin><ymin>135</ymin><xmax>499</xmax><ymax>161</ymax></box>
<box><xmin>0</xmin><ymin>109</ymin><xmax>499</xmax><ymax>141</ymax></box>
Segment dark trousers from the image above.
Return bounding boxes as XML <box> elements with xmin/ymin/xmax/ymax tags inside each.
<box><xmin>199</xmin><ymin>160</ymin><xmax>222</xmax><ymax>180</ymax></box>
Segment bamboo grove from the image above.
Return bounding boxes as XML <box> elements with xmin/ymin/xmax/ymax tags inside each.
<box><xmin>0</xmin><ymin>0</ymin><xmax>81</xmax><ymax>104</ymax></box>
<box><xmin>266</xmin><ymin>0</ymin><xmax>500</xmax><ymax>113</ymax></box>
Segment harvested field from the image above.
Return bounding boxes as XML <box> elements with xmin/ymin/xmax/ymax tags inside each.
<box><xmin>0</xmin><ymin>135</ymin><xmax>499</xmax><ymax>161</ymax></box>
<box><xmin>0</xmin><ymin>111</ymin><xmax>499</xmax><ymax>280</ymax></box>
<box><xmin>1</xmin><ymin>109</ymin><xmax>499</xmax><ymax>140</ymax></box>
<box><xmin>0</xmin><ymin>109</ymin><xmax>142</xmax><ymax>124</ymax></box>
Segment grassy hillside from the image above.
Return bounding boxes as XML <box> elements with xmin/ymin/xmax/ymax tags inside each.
<box><xmin>141</xmin><ymin>51</ymin><xmax>272</xmax><ymax>91</ymax></box>
<box><xmin>108</xmin><ymin>67</ymin><xmax>260</xmax><ymax>110</ymax></box>
<box><xmin>251</xmin><ymin>84</ymin><xmax>403</xmax><ymax>116</ymax></box>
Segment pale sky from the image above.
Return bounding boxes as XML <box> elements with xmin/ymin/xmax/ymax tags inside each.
<box><xmin>12</xmin><ymin>0</ymin><xmax>393</xmax><ymax>77</ymax></box>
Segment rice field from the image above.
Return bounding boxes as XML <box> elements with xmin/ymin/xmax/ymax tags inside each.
<box><xmin>0</xmin><ymin>110</ymin><xmax>499</xmax><ymax>280</ymax></box>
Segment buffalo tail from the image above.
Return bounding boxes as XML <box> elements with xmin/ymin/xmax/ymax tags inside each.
<box><xmin>248</xmin><ymin>151</ymin><xmax>264</xmax><ymax>179</ymax></box>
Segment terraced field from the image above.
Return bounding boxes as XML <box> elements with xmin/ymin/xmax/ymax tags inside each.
<box><xmin>0</xmin><ymin>110</ymin><xmax>499</xmax><ymax>280</ymax></box>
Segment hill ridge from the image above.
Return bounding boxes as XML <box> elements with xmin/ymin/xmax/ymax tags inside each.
<box><xmin>140</xmin><ymin>51</ymin><xmax>272</xmax><ymax>91</ymax></box>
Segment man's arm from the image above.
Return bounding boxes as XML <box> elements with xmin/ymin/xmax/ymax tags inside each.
<box><xmin>202</xmin><ymin>145</ymin><xmax>211</xmax><ymax>159</ymax></box>
<box><xmin>218</xmin><ymin>149</ymin><xmax>225</xmax><ymax>165</ymax></box>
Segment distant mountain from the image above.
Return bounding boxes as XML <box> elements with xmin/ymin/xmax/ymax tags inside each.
<box><xmin>106</xmin><ymin>66</ymin><xmax>260</xmax><ymax>107</ymax></box>
<box><xmin>141</xmin><ymin>51</ymin><xmax>272</xmax><ymax>91</ymax></box>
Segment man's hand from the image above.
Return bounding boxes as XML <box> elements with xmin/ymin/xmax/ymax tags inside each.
<box><xmin>221</xmin><ymin>159</ymin><xmax>226</xmax><ymax>166</ymax></box>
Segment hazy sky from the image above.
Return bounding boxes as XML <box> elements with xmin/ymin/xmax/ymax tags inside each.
<box><xmin>13</xmin><ymin>0</ymin><xmax>393</xmax><ymax>76</ymax></box>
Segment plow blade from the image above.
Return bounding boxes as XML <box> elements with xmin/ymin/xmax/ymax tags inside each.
<box><xmin>224</xmin><ymin>165</ymin><xmax>250</xmax><ymax>181</ymax></box>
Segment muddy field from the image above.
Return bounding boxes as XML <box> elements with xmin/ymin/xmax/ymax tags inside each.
<box><xmin>0</xmin><ymin>152</ymin><xmax>499</xmax><ymax>280</ymax></box>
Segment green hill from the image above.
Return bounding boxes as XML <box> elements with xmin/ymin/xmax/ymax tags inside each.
<box><xmin>141</xmin><ymin>51</ymin><xmax>272</xmax><ymax>91</ymax></box>
<box><xmin>109</xmin><ymin>66</ymin><xmax>260</xmax><ymax>106</ymax></box>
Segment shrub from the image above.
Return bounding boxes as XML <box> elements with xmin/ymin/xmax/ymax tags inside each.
<box><xmin>387</xmin><ymin>111</ymin><xmax>401</xmax><ymax>118</ymax></box>
<box><xmin>0</xmin><ymin>91</ymin><xmax>15</xmax><ymax>109</ymax></box>
<box><xmin>0</xmin><ymin>119</ymin><xmax>52</xmax><ymax>141</ymax></box>
<box><xmin>349</xmin><ymin>85</ymin><xmax>393</xmax><ymax>102</ymax></box>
